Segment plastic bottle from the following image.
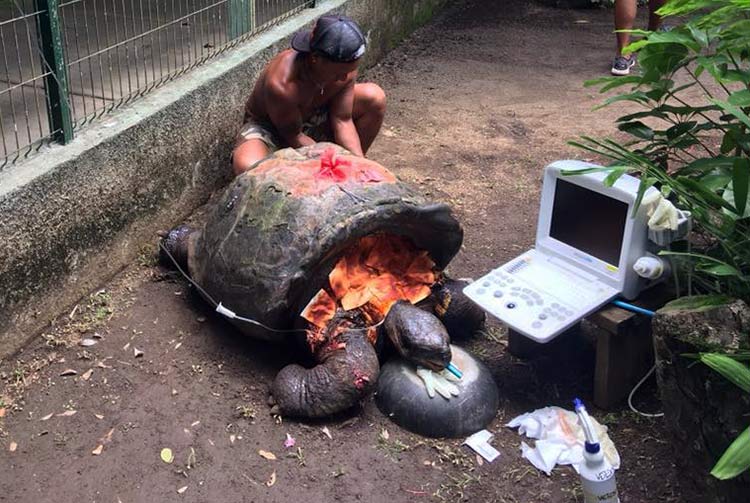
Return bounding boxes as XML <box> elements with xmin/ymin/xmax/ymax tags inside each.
<box><xmin>574</xmin><ymin>398</ymin><xmax>620</xmax><ymax>503</ymax></box>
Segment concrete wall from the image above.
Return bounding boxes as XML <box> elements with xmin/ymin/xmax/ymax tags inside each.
<box><xmin>0</xmin><ymin>0</ymin><xmax>449</xmax><ymax>358</ymax></box>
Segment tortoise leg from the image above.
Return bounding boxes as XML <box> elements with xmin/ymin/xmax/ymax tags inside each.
<box><xmin>271</xmin><ymin>328</ymin><xmax>380</xmax><ymax>418</ymax></box>
<box><xmin>432</xmin><ymin>277</ymin><xmax>486</xmax><ymax>340</ymax></box>
<box><xmin>158</xmin><ymin>224</ymin><xmax>197</xmax><ymax>272</ymax></box>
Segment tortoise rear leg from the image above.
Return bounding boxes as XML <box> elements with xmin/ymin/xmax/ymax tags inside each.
<box><xmin>158</xmin><ymin>224</ymin><xmax>197</xmax><ymax>272</ymax></box>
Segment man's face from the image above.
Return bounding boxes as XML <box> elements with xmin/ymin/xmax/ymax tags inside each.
<box><xmin>310</xmin><ymin>54</ymin><xmax>360</xmax><ymax>85</ymax></box>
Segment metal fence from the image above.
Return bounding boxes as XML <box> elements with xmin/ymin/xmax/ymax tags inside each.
<box><xmin>0</xmin><ymin>0</ymin><xmax>314</xmax><ymax>168</ymax></box>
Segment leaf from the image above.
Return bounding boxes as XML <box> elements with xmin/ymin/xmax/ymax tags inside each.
<box><xmin>728</xmin><ymin>89</ymin><xmax>750</xmax><ymax>107</ymax></box>
<box><xmin>259</xmin><ymin>449</ymin><xmax>277</xmax><ymax>461</ymax></box>
<box><xmin>380</xmin><ymin>428</ymin><xmax>390</xmax><ymax>441</ymax></box>
<box><xmin>56</xmin><ymin>410</ymin><xmax>77</xmax><ymax>417</ymax></box>
<box><xmin>81</xmin><ymin>369</ymin><xmax>94</xmax><ymax>381</ymax></box>
<box><xmin>60</xmin><ymin>369</ymin><xmax>78</xmax><ymax>377</ymax></box>
<box><xmin>603</xmin><ymin>168</ymin><xmax>627</xmax><ymax>187</ymax></box>
<box><xmin>321</xmin><ymin>427</ymin><xmax>332</xmax><ymax>440</ymax></box>
<box><xmin>9</xmin><ymin>441</ymin><xmax>17</xmax><ymax>452</ymax></box>
<box><xmin>133</xmin><ymin>347</ymin><xmax>144</xmax><ymax>358</ymax></box>
<box><xmin>94</xmin><ymin>413</ymin><xmax>104</xmax><ymax>420</ymax></box>
<box><xmin>177</xmin><ymin>486</ymin><xmax>188</xmax><ymax>494</ymax></box>
<box><xmin>79</xmin><ymin>338</ymin><xmax>98</xmax><ymax>347</ymax></box>
<box><xmin>710</xmin><ymin>98</ymin><xmax>750</xmax><ymax>130</ymax></box>
<box><xmin>266</xmin><ymin>471</ymin><xmax>276</xmax><ymax>487</ymax></box>
<box><xmin>92</xmin><ymin>444</ymin><xmax>103</xmax><ymax>455</ymax></box>
<box><xmin>187</xmin><ymin>447</ymin><xmax>196</xmax><ymax>470</ymax></box>
<box><xmin>700</xmin><ymin>353</ymin><xmax>750</xmax><ymax>392</ymax></box>
<box><xmin>40</xmin><ymin>413</ymin><xmax>54</xmax><ymax>421</ymax></box>
<box><xmin>731</xmin><ymin>158</ymin><xmax>749</xmax><ymax>217</ymax></box>
<box><xmin>618</xmin><ymin>121</ymin><xmax>654</xmax><ymax>140</ymax></box>
<box><xmin>697</xmin><ymin>263</ymin><xmax>742</xmax><ymax>277</ymax></box>
<box><xmin>711</xmin><ymin>426</ymin><xmax>750</xmax><ymax>480</ymax></box>
<box><xmin>160</xmin><ymin>448</ymin><xmax>174</xmax><ymax>464</ymax></box>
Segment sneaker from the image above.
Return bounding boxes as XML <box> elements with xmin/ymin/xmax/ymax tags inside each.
<box><xmin>611</xmin><ymin>55</ymin><xmax>636</xmax><ymax>76</ymax></box>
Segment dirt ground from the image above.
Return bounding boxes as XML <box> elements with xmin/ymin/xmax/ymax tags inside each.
<box><xmin>1</xmin><ymin>1</ymin><xmax>691</xmax><ymax>502</ymax></box>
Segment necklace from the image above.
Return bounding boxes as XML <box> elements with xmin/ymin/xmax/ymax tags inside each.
<box><xmin>302</xmin><ymin>57</ymin><xmax>325</xmax><ymax>96</ymax></box>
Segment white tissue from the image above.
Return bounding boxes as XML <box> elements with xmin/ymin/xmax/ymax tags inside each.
<box><xmin>506</xmin><ymin>406</ymin><xmax>620</xmax><ymax>476</ymax></box>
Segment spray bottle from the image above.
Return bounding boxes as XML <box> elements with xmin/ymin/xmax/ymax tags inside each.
<box><xmin>573</xmin><ymin>398</ymin><xmax>620</xmax><ymax>503</ymax></box>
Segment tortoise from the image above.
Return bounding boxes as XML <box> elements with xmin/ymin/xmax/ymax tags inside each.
<box><xmin>160</xmin><ymin>143</ymin><xmax>486</xmax><ymax>419</ymax></box>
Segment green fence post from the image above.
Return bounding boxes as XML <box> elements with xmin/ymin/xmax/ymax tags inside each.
<box><xmin>36</xmin><ymin>0</ymin><xmax>73</xmax><ymax>144</ymax></box>
<box><xmin>228</xmin><ymin>0</ymin><xmax>256</xmax><ymax>40</ymax></box>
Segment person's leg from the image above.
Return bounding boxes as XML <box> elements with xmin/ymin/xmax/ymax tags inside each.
<box><xmin>232</xmin><ymin>139</ymin><xmax>270</xmax><ymax>176</ymax></box>
<box><xmin>614</xmin><ymin>0</ymin><xmax>638</xmax><ymax>56</ymax></box>
<box><xmin>647</xmin><ymin>0</ymin><xmax>666</xmax><ymax>31</ymax></box>
<box><xmin>352</xmin><ymin>83</ymin><xmax>386</xmax><ymax>154</ymax></box>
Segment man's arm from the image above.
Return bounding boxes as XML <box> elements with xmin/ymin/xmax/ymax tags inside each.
<box><xmin>328</xmin><ymin>79</ymin><xmax>364</xmax><ymax>157</ymax></box>
<box><xmin>266</xmin><ymin>82</ymin><xmax>316</xmax><ymax>148</ymax></box>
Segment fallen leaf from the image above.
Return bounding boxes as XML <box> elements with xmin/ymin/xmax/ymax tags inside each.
<box><xmin>177</xmin><ymin>486</ymin><xmax>188</xmax><ymax>494</ymax></box>
<box><xmin>229</xmin><ymin>434</ymin><xmax>236</xmax><ymax>444</ymax></box>
<box><xmin>321</xmin><ymin>427</ymin><xmax>332</xmax><ymax>440</ymax></box>
<box><xmin>40</xmin><ymin>413</ymin><xmax>54</xmax><ymax>421</ymax></box>
<box><xmin>191</xmin><ymin>420</ymin><xmax>200</xmax><ymax>427</ymax></box>
<box><xmin>94</xmin><ymin>414</ymin><xmax>104</xmax><ymax>420</ymax></box>
<box><xmin>258</xmin><ymin>450</ymin><xmax>277</xmax><ymax>461</ymax></box>
<box><xmin>208</xmin><ymin>439</ymin><xmax>214</xmax><ymax>446</ymax></box>
<box><xmin>60</xmin><ymin>369</ymin><xmax>77</xmax><ymax>377</ymax></box>
<box><xmin>81</xmin><ymin>369</ymin><xmax>94</xmax><ymax>381</ymax></box>
<box><xmin>56</xmin><ymin>410</ymin><xmax>77</xmax><ymax>417</ymax></box>
<box><xmin>92</xmin><ymin>332</ymin><xmax>103</xmax><ymax>339</ymax></box>
<box><xmin>284</xmin><ymin>433</ymin><xmax>296</xmax><ymax>448</ymax></box>
<box><xmin>0</xmin><ymin>408</ymin><xmax>6</xmax><ymax>418</ymax></box>
<box><xmin>380</xmin><ymin>428</ymin><xmax>390</xmax><ymax>441</ymax></box>
<box><xmin>133</xmin><ymin>347</ymin><xmax>144</xmax><ymax>358</ymax></box>
<box><xmin>266</xmin><ymin>471</ymin><xmax>276</xmax><ymax>487</ymax></box>
<box><xmin>172</xmin><ymin>389</ymin><xmax>178</xmax><ymax>396</ymax></box>
<box><xmin>79</xmin><ymin>338</ymin><xmax>98</xmax><ymax>347</ymax></box>
<box><xmin>174</xmin><ymin>343</ymin><xmax>182</xmax><ymax>350</ymax></box>
<box><xmin>161</xmin><ymin>448</ymin><xmax>174</xmax><ymax>464</ymax></box>
<box><xmin>183</xmin><ymin>428</ymin><xmax>191</xmax><ymax>435</ymax></box>
<box><xmin>122</xmin><ymin>343</ymin><xmax>130</xmax><ymax>351</ymax></box>
<box><xmin>187</xmin><ymin>447</ymin><xmax>196</xmax><ymax>469</ymax></box>
<box><xmin>92</xmin><ymin>444</ymin><xmax>103</xmax><ymax>455</ymax></box>
<box><xmin>9</xmin><ymin>441</ymin><xmax>17</xmax><ymax>452</ymax></box>
<box><xmin>96</xmin><ymin>361</ymin><xmax>112</xmax><ymax>369</ymax></box>
<box><xmin>102</xmin><ymin>428</ymin><xmax>115</xmax><ymax>443</ymax></box>
<box><xmin>476</xmin><ymin>454</ymin><xmax>484</xmax><ymax>466</ymax></box>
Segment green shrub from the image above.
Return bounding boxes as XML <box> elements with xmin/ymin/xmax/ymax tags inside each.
<box><xmin>571</xmin><ymin>0</ymin><xmax>750</xmax><ymax>480</ymax></box>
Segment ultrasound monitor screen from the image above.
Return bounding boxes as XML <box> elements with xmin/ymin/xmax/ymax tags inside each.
<box><xmin>549</xmin><ymin>179</ymin><xmax>628</xmax><ymax>266</ymax></box>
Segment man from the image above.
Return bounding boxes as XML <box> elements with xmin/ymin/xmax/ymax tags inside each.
<box><xmin>611</xmin><ymin>0</ymin><xmax>665</xmax><ymax>76</ymax></box>
<box><xmin>232</xmin><ymin>15</ymin><xmax>386</xmax><ymax>176</ymax></box>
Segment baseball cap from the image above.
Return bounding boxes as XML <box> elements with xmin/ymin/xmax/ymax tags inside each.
<box><xmin>291</xmin><ymin>15</ymin><xmax>366</xmax><ymax>63</ymax></box>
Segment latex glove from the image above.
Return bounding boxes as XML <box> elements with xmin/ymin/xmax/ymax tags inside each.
<box><xmin>642</xmin><ymin>191</ymin><xmax>679</xmax><ymax>231</ymax></box>
<box><xmin>416</xmin><ymin>366</ymin><xmax>460</xmax><ymax>400</ymax></box>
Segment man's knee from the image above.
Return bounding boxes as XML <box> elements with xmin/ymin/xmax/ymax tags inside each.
<box><xmin>358</xmin><ymin>83</ymin><xmax>387</xmax><ymax>115</ymax></box>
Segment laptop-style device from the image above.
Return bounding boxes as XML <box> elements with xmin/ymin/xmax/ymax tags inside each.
<box><xmin>463</xmin><ymin>160</ymin><xmax>658</xmax><ymax>343</ymax></box>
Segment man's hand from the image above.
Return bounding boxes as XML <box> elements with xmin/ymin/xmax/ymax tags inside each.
<box><xmin>416</xmin><ymin>366</ymin><xmax>460</xmax><ymax>400</ymax></box>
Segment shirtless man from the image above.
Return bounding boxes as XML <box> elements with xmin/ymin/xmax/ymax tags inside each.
<box><xmin>232</xmin><ymin>15</ymin><xmax>386</xmax><ymax>176</ymax></box>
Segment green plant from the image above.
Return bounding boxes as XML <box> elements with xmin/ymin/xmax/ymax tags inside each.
<box><xmin>689</xmin><ymin>352</ymin><xmax>750</xmax><ymax>479</ymax></box>
<box><xmin>571</xmin><ymin>0</ymin><xmax>750</xmax><ymax>479</ymax></box>
<box><xmin>571</xmin><ymin>0</ymin><xmax>750</xmax><ymax>302</ymax></box>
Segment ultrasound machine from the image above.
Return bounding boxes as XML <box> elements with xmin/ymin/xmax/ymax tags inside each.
<box><xmin>463</xmin><ymin>160</ymin><xmax>690</xmax><ymax>343</ymax></box>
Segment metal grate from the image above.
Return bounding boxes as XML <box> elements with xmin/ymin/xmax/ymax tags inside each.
<box><xmin>1</xmin><ymin>0</ymin><xmax>314</xmax><ymax>168</ymax></box>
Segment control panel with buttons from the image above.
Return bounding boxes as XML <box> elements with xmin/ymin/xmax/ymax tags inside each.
<box><xmin>463</xmin><ymin>249</ymin><xmax>619</xmax><ymax>343</ymax></box>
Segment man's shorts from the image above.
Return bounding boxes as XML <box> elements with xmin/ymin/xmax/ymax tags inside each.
<box><xmin>237</xmin><ymin>108</ymin><xmax>331</xmax><ymax>152</ymax></box>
